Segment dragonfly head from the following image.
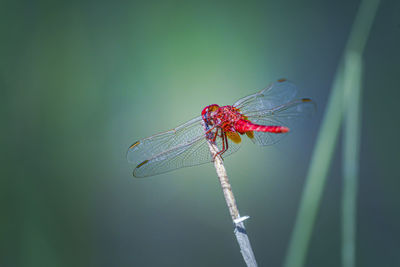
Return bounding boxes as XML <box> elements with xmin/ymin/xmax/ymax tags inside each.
<box><xmin>201</xmin><ymin>104</ymin><xmax>220</xmax><ymax>126</ymax></box>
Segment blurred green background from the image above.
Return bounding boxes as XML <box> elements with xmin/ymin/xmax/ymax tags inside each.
<box><xmin>1</xmin><ymin>0</ymin><xmax>400</xmax><ymax>266</ymax></box>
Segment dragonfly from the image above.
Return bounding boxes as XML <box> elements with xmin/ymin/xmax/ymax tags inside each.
<box><xmin>127</xmin><ymin>79</ymin><xmax>315</xmax><ymax>177</ymax></box>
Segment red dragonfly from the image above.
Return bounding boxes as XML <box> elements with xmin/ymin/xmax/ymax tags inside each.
<box><xmin>127</xmin><ymin>79</ymin><xmax>315</xmax><ymax>177</ymax></box>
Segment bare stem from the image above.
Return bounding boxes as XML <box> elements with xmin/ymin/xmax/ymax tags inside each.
<box><xmin>206</xmin><ymin>141</ymin><xmax>258</xmax><ymax>267</ymax></box>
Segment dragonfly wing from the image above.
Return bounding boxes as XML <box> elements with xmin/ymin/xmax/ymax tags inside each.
<box><xmin>127</xmin><ymin>117</ymin><xmax>241</xmax><ymax>177</ymax></box>
<box><xmin>245</xmin><ymin>98</ymin><xmax>316</xmax><ymax>146</ymax></box>
<box><xmin>133</xmin><ymin>131</ymin><xmax>241</xmax><ymax>177</ymax></box>
<box><xmin>233</xmin><ymin>79</ymin><xmax>298</xmax><ymax>115</ymax></box>
<box><xmin>128</xmin><ymin>116</ymin><xmax>204</xmax><ymax>175</ymax></box>
<box><xmin>132</xmin><ymin>135</ymin><xmax>209</xmax><ymax>177</ymax></box>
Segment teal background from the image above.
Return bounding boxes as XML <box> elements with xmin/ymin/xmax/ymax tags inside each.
<box><xmin>1</xmin><ymin>0</ymin><xmax>399</xmax><ymax>266</ymax></box>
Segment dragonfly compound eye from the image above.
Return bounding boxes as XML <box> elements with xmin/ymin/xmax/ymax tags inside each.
<box><xmin>201</xmin><ymin>104</ymin><xmax>219</xmax><ymax>125</ymax></box>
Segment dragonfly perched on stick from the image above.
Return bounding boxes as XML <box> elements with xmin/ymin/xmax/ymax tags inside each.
<box><xmin>127</xmin><ymin>79</ymin><xmax>315</xmax><ymax>177</ymax></box>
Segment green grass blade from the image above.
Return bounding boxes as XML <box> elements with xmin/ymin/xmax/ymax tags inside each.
<box><xmin>342</xmin><ymin>52</ymin><xmax>363</xmax><ymax>267</ymax></box>
<box><xmin>284</xmin><ymin>61</ymin><xmax>345</xmax><ymax>267</ymax></box>
<box><xmin>284</xmin><ymin>1</ymin><xmax>380</xmax><ymax>267</ymax></box>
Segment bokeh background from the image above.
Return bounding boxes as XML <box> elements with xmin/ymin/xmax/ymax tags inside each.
<box><xmin>1</xmin><ymin>0</ymin><xmax>399</xmax><ymax>266</ymax></box>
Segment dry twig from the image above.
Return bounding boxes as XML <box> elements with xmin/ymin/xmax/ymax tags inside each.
<box><xmin>206</xmin><ymin>141</ymin><xmax>258</xmax><ymax>267</ymax></box>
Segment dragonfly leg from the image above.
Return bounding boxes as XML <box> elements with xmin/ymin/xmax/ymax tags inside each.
<box><xmin>212</xmin><ymin>128</ymin><xmax>219</xmax><ymax>143</ymax></box>
<box><xmin>222</xmin><ymin>131</ymin><xmax>229</xmax><ymax>155</ymax></box>
<box><xmin>220</xmin><ymin>131</ymin><xmax>229</xmax><ymax>156</ymax></box>
<box><xmin>204</xmin><ymin>125</ymin><xmax>218</xmax><ymax>141</ymax></box>
<box><xmin>214</xmin><ymin>131</ymin><xmax>228</xmax><ymax>160</ymax></box>
<box><xmin>214</xmin><ymin>137</ymin><xmax>224</xmax><ymax>160</ymax></box>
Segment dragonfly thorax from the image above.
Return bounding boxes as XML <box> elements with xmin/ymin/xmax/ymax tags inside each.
<box><xmin>202</xmin><ymin>104</ymin><xmax>244</xmax><ymax>131</ymax></box>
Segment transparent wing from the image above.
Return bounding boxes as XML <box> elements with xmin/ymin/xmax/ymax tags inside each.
<box><xmin>233</xmin><ymin>79</ymin><xmax>315</xmax><ymax>146</ymax></box>
<box><xmin>127</xmin><ymin>116</ymin><xmax>203</xmax><ymax>164</ymax></box>
<box><xmin>132</xmin><ymin>135</ymin><xmax>209</xmax><ymax>177</ymax></box>
<box><xmin>245</xmin><ymin>98</ymin><xmax>316</xmax><ymax>146</ymax></box>
<box><xmin>233</xmin><ymin>79</ymin><xmax>298</xmax><ymax>115</ymax></box>
<box><xmin>127</xmin><ymin>118</ymin><xmax>241</xmax><ymax>177</ymax></box>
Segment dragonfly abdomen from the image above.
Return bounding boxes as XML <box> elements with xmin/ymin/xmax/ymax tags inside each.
<box><xmin>234</xmin><ymin>119</ymin><xmax>289</xmax><ymax>134</ymax></box>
